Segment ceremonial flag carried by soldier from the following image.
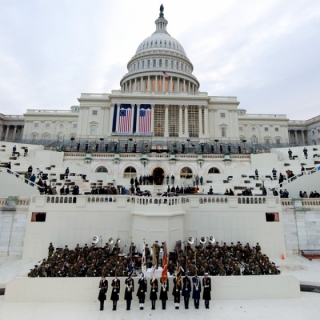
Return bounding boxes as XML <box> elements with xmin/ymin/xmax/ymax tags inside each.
<box><xmin>162</xmin><ymin>242</ymin><xmax>168</xmax><ymax>283</ymax></box>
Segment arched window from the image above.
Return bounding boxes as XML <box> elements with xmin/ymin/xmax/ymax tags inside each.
<box><xmin>176</xmin><ymin>61</ymin><xmax>178</xmax><ymax>69</ymax></box>
<box><xmin>96</xmin><ymin>166</ymin><xmax>108</xmax><ymax>173</ymax></box>
<box><xmin>124</xmin><ymin>166</ymin><xmax>137</xmax><ymax>178</ymax></box>
<box><xmin>142</xmin><ymin>61</ymin><xmax>145</xmax><ymax>69</ymax></box>
<box><xmin>208</xmin><ymin>167</ymin><xmax>220</xmax><ymax>174</ymax></box>
<box><xmin>181</xmin><ymin>63</ymin><xmax>183</xmax><ymax>70</ymax></box>
<box><xmin>164</xmin><ymin>41</ymin><xmax>167</xmax><ymax>46</ymax></box>
<box><xmin>137</xmin><ymin>62</ymin><xmax>140</xmax><ymax>69</ymax></box>
<box><xmin>171</xmin><ymin>60</ymin><xmax>173</xmax><ymax>68</ymax></box>
<box><xmin>165</xmin><ymin>60</ymin><xmax>168</xmax><ymax>68</ymax></box>
<box><xmin>147</xmin><ymin>60</ymin><xmax>150</xmax><ymax>68</ymax></box>
<box><xmin>180</xmin><ymin>167</ymin><xmax>193</xmax><ymax>179</ymax></box>
<box><xmin>159</xmin><ymin>59</ymin><xmax>162</xmax><ymax>67</ymax></box>
<box><xmin>153</xmin><ymin>59</ymin><xmax>156</xmax><ymax>67</ymax></box>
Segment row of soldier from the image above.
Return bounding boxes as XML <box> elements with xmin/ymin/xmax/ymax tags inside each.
<box><xmin>98</xmin><ymin>271</ymin><xmax>211</xmax><ymax>311</ymax></box>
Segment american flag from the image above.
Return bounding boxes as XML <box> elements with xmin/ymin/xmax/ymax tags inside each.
<box><xmin>118</xmin><ymin>105</ymin><xmax>132</xmax><ymax>133</ymax></box>
<box><xmin>161</xmin><ymin>242</ymin><xmax>168</xmax><ymax>283</ymax></box>
<box><xmin>139</xmin><ymin>105</ymin><xmax>151</xmax><ymax>133</ymax></box>
<box><xmin>162</xmin><ymin>71</ymin><xmax>169</xmax><ymax>78</ymax></box>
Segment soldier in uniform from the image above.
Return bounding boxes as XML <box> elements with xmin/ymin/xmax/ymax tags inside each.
<box><xmin>202</xmin><ymin>273</ymin><xmax>211</xmax><ymax>309</ymax></box>
<box><xmin>145</xmin><ymin>244</ymin><xmax>151</xmax><ymax>266</ymax></box>
<box><xmin>98</xmin><ymin>276</ymin><xmax>108</xmax><ymax>310</ymax></box>
<box><xmin>159</xmin><ymin>278</ymin><xmax>169</xmax><ymax>310</ymax></box>
<box><xmin>182</xmin><ymin>273</ymin><xmax>192</xmax><ymax>309</ymax></box>
<box><xmin>110</xmin><ymin>275</ymin><xmax>120</xmax><ymax>310</ymax></box>
<box><xmin>172</xmin><ymin>273</ymin><xmax>182</xmax><ymax>309</ymax></box>
<box><xmin>137</xmin><ymin>273</ymin><xmax>147</xmax><ymax>310</ymax></box>
<box><xmin>124</xmin><ymin>276</ymin><xmax>134</xmax><ymax>310</ymax></box>
<box><xmin>192</xmin><ymin>273</ymin><xmax>201</xmax><ymax>309</ymax></box>
<box><xmin>48</xmin><ymin>243</ymin><xmax>54</xmax><ymax>257</ymax></box>
<box><xmin>150</xmin><ymin>277</ymin><xmax>158</xmax><ymax>310</ymax></box>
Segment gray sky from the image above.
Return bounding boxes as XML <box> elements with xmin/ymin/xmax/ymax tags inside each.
<box><xmin>0</xmin><ymin>0</ymin><xmax>319</xmax><ymax>120</ymax></box>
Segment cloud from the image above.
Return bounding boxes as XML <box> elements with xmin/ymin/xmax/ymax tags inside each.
<box><xmin>0</xmin><ymin>0</ymin><xmax>319</xmax><ymax>121</ymax></box>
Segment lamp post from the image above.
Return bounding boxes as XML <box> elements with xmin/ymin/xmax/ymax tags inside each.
<box><xmin>214</xmin><ymin>139</ymin><xmax>219</xmax><ymax>154</ymax></box>
<box><xmin>242</xmin><ymin>139</ymin><xmax>247</xmax><ymax>153</ymax></box>
<box><xmin>70</xmin><ymin>137</ymin><xmax>75</xmax><ymax>150</ymax></box>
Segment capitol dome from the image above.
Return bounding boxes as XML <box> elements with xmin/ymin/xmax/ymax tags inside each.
<box><xmin>120</xmin><ymin>5</ymin><xmax>200</xmax><ymax>93</ymax></box>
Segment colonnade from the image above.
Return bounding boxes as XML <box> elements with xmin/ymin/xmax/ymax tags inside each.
<box><xmin>111</xmin><ymin>104</ymin><xmax>209</xmax><ymax>138</ymax></box>
<box><xmin>0</xmin><ymin>124</ymin><xmax>24</xmax><ymax>141</ymax></box>
<box><xmin>289</xmin><ymin>129</ymin><xmax>307</xmax><ymax>145</ymax></box>
<box><xmin>121</xmin><ymin>75</ymin><xmax>197</xmax><ymax>94</ymax></box>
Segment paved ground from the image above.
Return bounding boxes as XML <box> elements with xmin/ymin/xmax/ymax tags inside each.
<box><xmin>1</xmin><ymin>293</ymin><xmax>319</xmax><ymax>320</ymax></box>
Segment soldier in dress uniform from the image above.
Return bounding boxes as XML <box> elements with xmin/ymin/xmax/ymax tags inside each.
<box><xmin>137</xmin><ymin>273</ymin><xmax>147</xmax><ymax>310</ymax></box>
<box><xmin>150</xmin><ymin>277</ymin><xmax>158</xmax><ymax>310</ymax></box>
<box><xmin>159</xmin><ymin>278</ymin><xmax>169</xmax><ymax>310</ymax></box>
<box><xmin>110</xmin><ymin>275</ymin><xmax>120</xmax><ymax>310</ymax></box>
<box><xmin>202</xmin><ymin>273</ymin><xmax>211</xmax><ymax>309</ymax></box>
<box><xmin>48</xmin><ymin>243</ymin><xmax>54</xmax><ymax>257</ymax></box>
<box><xmin>182</xmin><ymin>273</ymin><xmax>192</xmax><ymax>309</ymax></box>
<box><xmin>98</xmin><ymin>276</ymin><xmax>108</xmax><ymax>311</ymax></box>
<box><xmin>192</xmin><ymin>273</ymin><xmax>201</xmax><ymax>309</ymax></box>
<box><xmin>124</xmin><ymin>276</ymin><xmax>134</xmax><ymax>310</ymax></box>
<box><xmin>172</xmin><ymin>272</ymin><xmax>182</xmax><ymax>309</ymax></box>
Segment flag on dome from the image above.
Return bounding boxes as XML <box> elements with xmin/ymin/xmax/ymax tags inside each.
<box><xmin>118</xmin><ymin>104</ymin><xmax>132</xmax><ymax>133</ymax></box>
<box><xmin>139</xmin><ymin>104</ymin><xmax>152</xmax><ymax>133</ymax></box>
<box><xmin>162</xmin><ymin>71</ymin><xmax>169</xmax><ymax>78</ymax></box>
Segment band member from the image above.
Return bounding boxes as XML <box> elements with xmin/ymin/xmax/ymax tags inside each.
<box><xmin>192</xmin><ymin>273</ymin><xmax>201</xmax><ymax>309</ymax></box>
<box><xmin>124</xmin><ymin>276</ymin><xmax>134</xmax><ymax>310</ymax></box>
<box><xmin>202</xmin><ymin>273</ymin><xmax>211</xmax><ymax>309</ymax></box>
<box><xmin>172</xmin><ymin>273</ymin><xmax>182</xmax><ymax>309</ymax></box>
<box><xmin>182</xmin><ymin>273</ymin><xmax>192</xmax><ymax>309</ymax></box>
<box><xmin>159</xmin><ymin>278</ymin><xmax>169</xmax><ymax>310</ymax></box>
<box><xmin>110</xmin><ymin>275</ymin><xmax>120</xmax><ymax>311</ymax></box>
<box><xmin>150</xmin><ymin>277</ymin><xmax>158</xmax><ymax>310</ymax></box>
<box><xmin>137</xmin><ymin>273</ymin><xmax>147</xmax><ymax>310</ymax></box>
<box><xmin>98</xmin><ymin>276</ymin><xmax>108</xmax><ymax>311</ymax></box>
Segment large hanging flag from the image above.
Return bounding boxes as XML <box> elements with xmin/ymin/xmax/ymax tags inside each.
<box><xmin>162</xmin><ymin>242</ymin><xmax>168</xmax><ymax>283</ymax></box>
<box><xmin>118</xmin><ymin>104</ymin><xmax>132</xmax><ymax>133</ymax></box>
<box><xmin>139</xmin><ymin>104</ymin><xmax>152</xmax><ymax>134</ymax></box>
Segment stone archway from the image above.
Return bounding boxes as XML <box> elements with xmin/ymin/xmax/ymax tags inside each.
<box><xmin>153</xmin><ymin>167</ymin><xmax>164</xmax><ymax>185</ymax></box>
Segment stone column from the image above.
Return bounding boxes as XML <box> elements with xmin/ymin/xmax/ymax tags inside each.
<box><xmin>155</xmin><ymin>76</ymin><xmax>158</xmax><ymax>92</ymax></box>
<box><xmin>162</xmin><ymin>76</ymin><xmax>165</xmax><ymax>92</ymax></box>
<box><xmin>109</xmin><ymin>105</ymin><xmax>114</xmax><ymax>134</ymax></box>
<box><xmin>294</xmin><ymin>130</ymin><xmax>298</xmax><ymax>144</ymax></box>
<box><xmin>148</xmin><ymin>76</ymin><xmax>151</xmax><ymax>92</ymax></box>
<box><xmin>177</xmin><ymin>78</ymin><xmax>180</xmax><ymax>92</ymax></box>
<box><xmin>179</xmin><ymin>105</ymin><xmax>183</xmax><ymax>137</ymax></box>
<box><xmin>5</xmin><ymin>126</ymin><xmax>10</xmax><ymax>141</ymax></box>
<box><xmin>204</xmin><ymin>106</ymin><xmax>209</xmax><ymax>136</ymax></box>
<box><xmin>12</xmin><ymin>126</ymin><xmax>17</xmax><ymax>141</ymax></box>
<box><xmin>134</xmin><ymin>78</ymin><xmax>137</xmax><ymax>91</ymax></box>
<box><xmin>164</xmin><ymin>105</ymin><xmax>169</xmax><ymax>137</ymax></box>
<box><xmin>140</xmin><ymin>77</ymin><xmax>143</xmax><ymax>91</ymax></box>
<box><xmin>301</xmin><ymin>130</ymin><xmax>305</xmax><ymax>145</ymax></box>
<box><xmin>198</xmin><ymin>106</ymin><xmax>203</xmax><ymax>137</ymax></box>
<box><xmin>185</xmin><ymin>106</ymin><xmax>189</xmax><ymax>137</ymax></box>
<box><xmin>183</xmin><ymin>79</ymin><xmax>186</xmax><ymax>92</ymax></box>
<box><xmin>188</xmin><ymin>81</ymin><xmax>190</xmax><ymax>92</ymax></box>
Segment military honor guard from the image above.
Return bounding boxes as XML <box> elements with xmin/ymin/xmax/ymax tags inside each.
<box><xmin>110</xmin><ymin>275</ymin><xmax>120</xmax><ymax>311</ymax></box>
<box><xmin>150</xmin><ymin>276</ymin><xmax>158</xmax><ymax>310</ymax></box>
<box><xmin>159</xmin><ymin>278</ymin><xmax>169</xmax><ymax>309</ymax></box>
<box><xmin>137</xmin><ymin>273</ymin><xmax>147</xmax><ymax>310</ymax></box>
<box><xmin>202</xmin><ymin>273</ymin><xmax>211</xmax><ymax>309</ymax></box>
<box><xmin>124</xmin><ymin>276</ymin><xmax>134</xmax><ymax>310</ymax></box>
<box><xmin>192</xmin><ymin>273</ymin><xmax>201</xmax><ymax>309</ymax></box>
<box><xmin>98</xmin><ymin>276</ymin><xmax>108</xmax><ymax>311</ymax></box>
<box><xmin>172</xmin><ymin>267</ymin><xmax>182</xmax><ymax>309</ymax></box>
<box><xmin>182</xmin><ymin>273</ymin><xmax>192</xmax><ymax>309</ymax></box>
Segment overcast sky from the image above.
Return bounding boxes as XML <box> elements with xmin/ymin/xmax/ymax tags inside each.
<box><xmin>0</xmin><ymin>0</ymin><xmax>319</xmax><ymax>120</ymax></box>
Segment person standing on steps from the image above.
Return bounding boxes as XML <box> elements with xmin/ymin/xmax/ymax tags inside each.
<box><xmin>159</xmin><ymin>278</ymin><xmax>169</xmax><ymax>310</ymax></box>
<box><xmin>137</xmin><ymin>273</ymin><xmax>147</xmax><ymax>310</ymax></box>
<box><xmin>202</xmin><ymin>273</ymin><xmax>211</xmax><ymax>309</ymax></box>
<box><xmin>110</xmin><ymin>275</ymin><xmax>120</xmax><ymax>311</ymax></box>
<box><xmin>124</xmin><ymin>275</ymin><xmax>134</xmax><ymax>310</ymax></box>
<box><xmin>98</xmin><ymin>276</ymin><xmax>108</xmax><ymax>311</ymax></box>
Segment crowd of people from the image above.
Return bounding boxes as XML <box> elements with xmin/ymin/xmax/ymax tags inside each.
<box><xmin>28</xmin><ymin>239</ymin><xmax>279</xmax><ymax>281</ymax></box>
<box><xmin>299</xmin><ymin>190</ymin><xmax>320</xmax><ymax>198</ymax></box>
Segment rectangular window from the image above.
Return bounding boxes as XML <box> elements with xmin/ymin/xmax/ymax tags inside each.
<box><xmin>73</xmin><ymin>124</ymin><xmax>77</xmax><ymax>128</ymax></box>
<box><xmin>45</xmin><ymin>123</ymin><xmax>50</xmax><ymax>128</ymax></box>
<box><xmin>31</xmin><ymin>212</ymin><xmax>46</xmax><ymax>222</ymax></box>
<box><xmin>34</xmin><ymin>123</ymin><xmax>39</xmax><ymax>128</ymax></box>
<box><xmin>154</xmin><ymin>105</ymin><xmax>165</xmax><ymax>137</ymax></box>
<box><xmin>92</xmin><ymin>110</ymin><xmax>98</xmax><ymax>115</ymax></box>
<box><xmin>90</xmin><ymin>125</ymin><xmax>97</xmax><ymax>135</ymax></box>
<box><xmin>220</xmin><ymin>113</ymin><xmax>225</xmax><ymax>118</ymax></box>
<box><xmin>168</xmin><ymin>105</ymin><xmax>179</xmax><ymax>137</ymax></box>
<box><xmin>188</xmin><ymin>106</ymin><xmax>199</xmax><ymax>137</ymax></box>
<box><xmin>276</xmin><ymin>139</ymin><xmax>280</xmax><ymax>144</ymax></box>
<box><xmin>221</xmin><ymin>127</ymin><xmax>226</xmax><ymax>137</ymax></box>
<box><xmin>275</xmin><ymin>128</ymin><xmax>279</xmax><ymax>131</ymax></box>
<box><xmin>265</xmin><ymin>127</ymin><xmax>268</xmax><ymax>131</ymax></box>
<box><xmin>266</xmin><ymin>212</ymin><xmax>279</xmax><ymax>222</ymax></box>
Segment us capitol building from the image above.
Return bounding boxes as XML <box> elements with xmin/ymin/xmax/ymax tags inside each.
<box><xmin>1</xmin><ymin>5</ymin><xmax>320</xmax><ymax>304</ymax></box>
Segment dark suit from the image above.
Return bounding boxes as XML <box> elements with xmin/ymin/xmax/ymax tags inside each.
<box><xmin>98</xmin><ymin>279</ymin><xmax>108</xmax><ymax>310</ymax></box>
<box><xmin>150</xmin><ymin>279</ymin><xmax>158</xmax><ymax>309</ymax></box>
<box><xmin>124</xmin><ymin>278</ymin><xmax>134</xmax><ymax>310</ymax></box>
<box><xmin>192</xmin><ymin>276</ymin><xmax>201</xmax><ymax>308</ymax></box>
<box><xmin>137</xmin><ymin>277</ymin><xmax>147</xmax><ymax>309</ymax></box>
<box><xmin>172</xmin><ymin>277</ymin><xmax>182</xmax><ymax>309</ymax></box>
<box><xmin>182</xmin><ymin>276</ymin><xmax>192</xmax><ymax>309</ymax></box>
<box><xmin>202</xmin><ymin>276</ymin><xmax>211</xmax><ymax>308</ymax></box>
<box><xmin>159</xmin><ymin>279</ymin><xmax>169</xmax><ymax>309</ymax></box>
<box><xmin>111</xmin><ymin>278</ymin><xmax>120</xmax><ymax>310</ymax></box>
